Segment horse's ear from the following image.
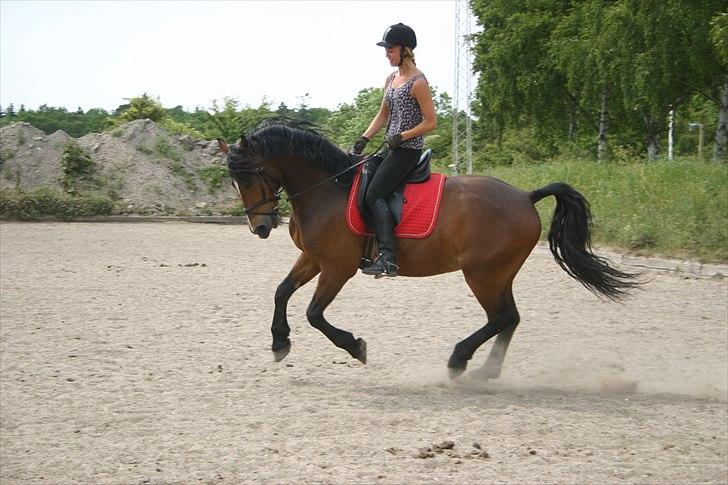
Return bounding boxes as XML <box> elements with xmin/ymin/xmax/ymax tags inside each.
<box><xmin>217</xmin><ymin>138</ymin><xmax>229</xmax><ymax>155</ymax></box>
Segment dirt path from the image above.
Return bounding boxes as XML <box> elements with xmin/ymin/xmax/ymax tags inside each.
<box><xmin>1</xmin><ymin>222</ymin><xmax>726</xmax><ymax>484</ymax></box>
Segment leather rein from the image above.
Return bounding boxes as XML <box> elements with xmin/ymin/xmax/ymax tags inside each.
<box><xmin>233</xmin><ymin>142</ymin><xmax>386</xmax><ymax>218</ymax></box>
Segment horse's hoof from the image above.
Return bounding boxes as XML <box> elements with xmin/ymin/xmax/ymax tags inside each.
<box><xmin>448</xmin><ymin>365</ymin><xmax>466</xmax><ymax>380</ymax></box>
<box><xmin>349</xmin><ymin>338</ymin><xmax>367</xmax><ymax>364</ymax></box>
<box><xmin>272</xmin><ymin>340</ymin><xmax>291</xmax><ymax>362</ymax></box>
<box><xmin>447</xmin><ymin>352</ymin><xmax>467</xmax><ymax>379</ymax></box>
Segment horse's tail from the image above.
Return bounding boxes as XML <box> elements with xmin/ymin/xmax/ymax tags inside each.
<box><xmin>530</xmin><ymin>183</ymin><xmax>641</xmax><ymax>300</ymax></box>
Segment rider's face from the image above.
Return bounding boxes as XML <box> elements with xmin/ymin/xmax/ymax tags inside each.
<box><xmin>385</xmin><ymin>46</ymin><xmax>400</xmax><ymax>66</ymax></box>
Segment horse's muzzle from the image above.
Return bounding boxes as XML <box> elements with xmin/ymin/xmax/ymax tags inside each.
<box><xmin>253</xmin><ymin>223</ymin><xmax>272</xmax><ymax>239</ymax></box>
<box><xmin>248</xmin><ymin>215</ymin><xmax>274</xmax><ymax>239</ymax></box>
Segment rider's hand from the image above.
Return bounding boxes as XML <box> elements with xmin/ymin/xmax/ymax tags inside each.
<box><xmin>353</xmin><ymin>136</ymin><xmax>369</xmax><ymax>155</ymax></box>
<box><xmin>387</xmin><ymin>133</ymin><xmax>403</xmax><ymax>149</ymax></box>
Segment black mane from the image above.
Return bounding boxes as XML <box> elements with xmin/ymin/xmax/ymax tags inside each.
<box><xmin>227</xmin><ymin>117</ymin><xmax>351</xmax><ymax>187</ymax></box>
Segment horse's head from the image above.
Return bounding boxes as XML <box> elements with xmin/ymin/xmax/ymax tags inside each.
<box><xmin>217</xmin><ymin>137</ymin><xmax>281</xmax><ymax>239</ymax></box>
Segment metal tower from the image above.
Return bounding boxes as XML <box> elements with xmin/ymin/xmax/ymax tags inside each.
<box><xmin>452</xmin><ymin>0</ymin><xmax>474</xmax><ymax>175</ymax></box>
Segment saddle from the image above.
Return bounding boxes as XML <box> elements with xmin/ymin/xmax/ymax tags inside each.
<box><xmin>356</xmin><ymin>148</ymin><xmax>432</xmax><ymax>228</ymax></box>
<box><xmin>354</xmin><ymin>149</ymin><xmax>433</xmax><ymax>269</ymax></box>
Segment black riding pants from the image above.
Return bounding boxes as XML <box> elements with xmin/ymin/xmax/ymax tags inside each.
<box><xmin>364</xmin><ymin>147</ymin><xmax>422</xmax><ymax>208</ymax></box>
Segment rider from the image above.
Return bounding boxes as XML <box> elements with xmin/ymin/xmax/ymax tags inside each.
<box><xmin>352</xmin><ymin>23</ymin><xmax>437</xmax><ymax>277</ymax></box>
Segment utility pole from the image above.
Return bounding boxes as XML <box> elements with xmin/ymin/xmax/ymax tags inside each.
<box><xmin>689</xmin><ymin>122</ymin><xmax>705</xmax><ymax>159</ymax></box>
<box><xmin>452</xmin><ymin>0</ymin><xmax>474</xmax><ymax>175</ymax></box>
<box><xmin>668</xmin><ymin>107</ymin><xmax>674</xmax><ymax>161</ymax></box>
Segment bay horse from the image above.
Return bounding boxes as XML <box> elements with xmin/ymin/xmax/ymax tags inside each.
<box><xmin>217</xmin><ymin>118</ymin><xmax>638</xmax><ymax>379</ymax></box>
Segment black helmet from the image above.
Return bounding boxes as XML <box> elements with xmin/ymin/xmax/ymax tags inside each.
<box><xmin>376</xmin><ymin>23</ymin><xmax>417</xmax><ymax>49</ymax></box>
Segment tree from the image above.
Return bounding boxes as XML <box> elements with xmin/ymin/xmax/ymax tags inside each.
<box><xmin>470</xmin><ymin>0</ymin><xmax>724</xmax><ymax>160</ymax></box>
<box><xmin>116</xmin><ymin>94</ymin><xmax>166</xmax><ymax>123</ymax></box>
<box><xmin>709</xmin><ymin>10</ymin><xmax>728</xmax><ymax>160</ymax></box>
<box><xmin>325</xmin><ymin>87</ymin><xmax>386</xmax><ymax>149</ymax></box>
<box><xmin>471</xmin><ymin>0</ymin><xmax>592</xmax><ymax>159</ymax></box>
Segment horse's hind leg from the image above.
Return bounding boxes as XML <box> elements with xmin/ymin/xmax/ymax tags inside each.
<box><xmin>306</xmin><ymin>268</ymin><xmax>367</xmax><ymax>364</ymax></box>
<box><xmin>272</xmin><ymin>252</ymin><xmax>320</xmax><ymax>361</ymax></box>
<box><xmin>447</xmin><ymin>278</ymin><xmax>520</xmax><ymax>379</ymax></box>
<box><xmin>470</xmin><ymin>289</ymin><xmax>519</xmax><ymax>380</ymax></box>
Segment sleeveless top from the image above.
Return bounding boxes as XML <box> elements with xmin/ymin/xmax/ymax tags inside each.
<box><xmin>384</xmin><ymin>72</ymin><xmax>427</xmax><ymax>150</ymax></box>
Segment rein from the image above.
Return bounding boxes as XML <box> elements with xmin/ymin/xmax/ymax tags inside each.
<box><xmin>238</xmin><ymin>142</ymin><xmax>386</xmax><ymax>217</ymax></box>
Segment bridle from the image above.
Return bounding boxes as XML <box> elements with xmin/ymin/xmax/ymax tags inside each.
<box><xmin>231</xmin><ymin>142</ymin><xmax>386</xmax><ymax>218</ymax></box>
<box><xmin>231</xmin><ymin>165</ymin><xmax>283</xmax><ymax>218</ymax></box>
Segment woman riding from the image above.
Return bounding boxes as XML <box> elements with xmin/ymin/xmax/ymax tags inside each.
<box><xmin>352</xmin><ymin>23</ymin><xmax>437</xmax><ymax>278</ymax></box>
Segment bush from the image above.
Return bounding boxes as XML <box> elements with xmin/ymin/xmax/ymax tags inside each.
<box><xmin>0</xmin><ymin>188</ymin><xmax>114</xmax><ymax>220</ymax></box>
<box><xmin>60</xmin><ymin>142</ymin><xmax>95</xmax><ymax>193</ymax></box>
<box><xmin>199</xmin><ymin>165</ymin><xmax>229</xmax><ymax>193</ymax></box>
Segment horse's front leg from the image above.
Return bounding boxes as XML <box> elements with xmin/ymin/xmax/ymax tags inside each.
<box><xmin>306</xmin><ymin>268</ymin><xmax>366</xmax><ymax>364</ymax></box>
<box><xmin>272</xmin><ymin>252</ymin><xmax>320</xmax><ymax>361</ymax></box>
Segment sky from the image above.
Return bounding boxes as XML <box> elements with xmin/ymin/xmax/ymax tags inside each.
<box><xmin>0</xmin><ymin>0</ymin><xmax>458</xmax><ymax>113</ymax></box>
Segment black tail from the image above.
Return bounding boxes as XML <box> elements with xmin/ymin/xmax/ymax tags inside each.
<box><xmin>530</xmin><ymin>183</ymin><xmax>640</xmax><ymax>301</ymax></box>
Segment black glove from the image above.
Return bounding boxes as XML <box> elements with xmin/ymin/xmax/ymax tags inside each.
<box><xmin>387</xmin><ymin>133</ymin><xmax>403</xmax><ymax>149</ymax></box>
<box><xmin>353</xmin><ymin>136</ymin><xmax>369</xmax><ymax>155</ymax></box>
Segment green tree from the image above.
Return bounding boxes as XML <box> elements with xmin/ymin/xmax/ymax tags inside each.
<box><xmin>206</xmin><ymin>97</ymin><xmax>273</xmax><ymax>143</ymax></box>
<box><xmin>471</xmin><ymin>0</ymin><xmax>725</xmax><ymax>161</ymax></box>
<box><xmin>471</xmin><ymin>0</ymin><xmax>576</xmax><ymax>154</ymax></box>
<box><xmin>115</xmin><ymin>94</ymin><xmax>166</xmax><ymax>123</ymax></box>
<box><xmin>325</xmin><ymin>87</ymin><xmax>386</xmax><ymax>149</ymax></box>
<box><xmin>708</xmin><ymin>10</ymin><xmax>728</xmax><ymax>160</ymax></box>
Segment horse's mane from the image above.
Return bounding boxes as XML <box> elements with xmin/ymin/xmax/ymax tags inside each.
<box><xmin>227</xmin><ymin>117</ymin><xmax>351</xmax><ymax>186</ymax></box>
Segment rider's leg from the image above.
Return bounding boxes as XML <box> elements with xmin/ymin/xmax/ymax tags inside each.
<box><xmin>361</xmin><ymin>198</ymin><xmax>398</xmax><ymax>276</ymax></box>
<box><xmin>362</xmin><ymin>148</ymin><xmax>421</xmax><ymax>277</ymax></box>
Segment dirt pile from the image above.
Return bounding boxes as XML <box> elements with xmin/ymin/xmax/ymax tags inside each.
<box><xmin>0</xmin><ymin>120</ymin><xmax>240</xmax><ymax>215</ymax></box>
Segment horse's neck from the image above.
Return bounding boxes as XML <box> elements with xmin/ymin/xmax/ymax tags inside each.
<box><xmin>277</xmin><ymin>157</ymin><xmax>347</xmax><ymax>221</ymax></box>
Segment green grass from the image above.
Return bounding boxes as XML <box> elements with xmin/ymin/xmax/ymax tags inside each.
<box><xmin>0</xmin><ymin>188</ymin><xmax>114</xmax><ymax>220</ymax></box>
<box><xmin>154</xmin><ymin>136</ymin><xmax>181</xmax><ymax>161</ymax></box>
<box><xmin>199</xmin><ymin>165</ymin><xmax>229</xmax><ymax>193</ymax></box>
<box><xmin>169</xmin><ymin>162</ymin><xmax>197</xmax><ymax>191</ymax></box>
<box><xmin>483</xmin><ymin>157</ymin><xmax>727</xmax><ymax>263</ymax></box>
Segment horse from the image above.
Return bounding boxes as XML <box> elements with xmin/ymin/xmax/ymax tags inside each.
<box><xmin>217</xmin><ymin>118</ymin><xmax>639</xmax><ymax>379</ymax></box>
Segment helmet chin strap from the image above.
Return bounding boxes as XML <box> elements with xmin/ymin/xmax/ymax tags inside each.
<box><xmin>398</xmin><ymin>46</ymin><xmax>404</xmax><ymax>67</ymax></box>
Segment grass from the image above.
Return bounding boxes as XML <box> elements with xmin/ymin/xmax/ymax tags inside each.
<box><xmin>154</xmin><ymin>136</ymin><xmax>181</xmax><ymax>161</ymax></box>
<box><xmin>199</xmin><ymin>165</ymin><xmax>229</xmax><ymax>193</ymax></box>
<box><xmin>169</xmin><ymin>162</ymin><xmax>197</xmax><ymax>192</ymax></box>
<box><xmin>483</xmin><ymin>157</ymin><xmax>727</xmax><ymax>263</ymax></box>
<box><xmin>0</xmin><ymin>187</ymin><xmax>114</xmax><ymax>221</ymax></box>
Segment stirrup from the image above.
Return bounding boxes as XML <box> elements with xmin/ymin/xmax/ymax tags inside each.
<box><xmin>361</xmin><ymin>257</ymin><xmax>398</xmax><ymax>277</ymax></box>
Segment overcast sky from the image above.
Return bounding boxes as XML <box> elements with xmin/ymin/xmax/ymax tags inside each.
<box><xmin>0</xmin><ymin>0</ymin><xmax>458</xmax><ymax>113</ymax></box>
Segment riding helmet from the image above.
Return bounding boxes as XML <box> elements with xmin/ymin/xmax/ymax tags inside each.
<box><xmin>376</xmin><ymin>23</ymin><xmax>417</xmax><ymax>49</ymax></box>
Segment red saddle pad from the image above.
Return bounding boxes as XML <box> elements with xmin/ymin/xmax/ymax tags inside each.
<box><xmin>346</xmin><ymin>166</ymin><xmax>447</xmax><ymax>239</ymax></box>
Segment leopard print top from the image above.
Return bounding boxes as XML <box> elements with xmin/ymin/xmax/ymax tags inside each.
<box><xmin>384</xmin><ymin>72</ymin><xmax>427</xmax><ymax>149</ymax></box>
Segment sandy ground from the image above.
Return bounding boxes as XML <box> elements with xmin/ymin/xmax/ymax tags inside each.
<box><xmin>1</xmin><ymin>221</ymin><xmax>726</xmax><ymax>485</ymax></box>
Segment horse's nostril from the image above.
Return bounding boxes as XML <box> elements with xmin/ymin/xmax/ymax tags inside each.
<box><xmin>255</xmin><ymin>225</ymin><xmax>271</xmax><ymax>238</ymax></box>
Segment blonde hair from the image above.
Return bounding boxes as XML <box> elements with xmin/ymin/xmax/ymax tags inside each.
<box><xmin>401</xmin><ymin>47</ymin><xmax>416</xmax><ymax>69</ymax></box>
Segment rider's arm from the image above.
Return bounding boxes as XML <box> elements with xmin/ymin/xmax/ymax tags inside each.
<box><xmin>362</xmin><ymin>75</ymin><xmax>392</xmax><ymax>140</ymax></box>
<box><xmin>400</xmin><ymin>78</ymin><xmax>437</xmax><ymax>141</ymax></box>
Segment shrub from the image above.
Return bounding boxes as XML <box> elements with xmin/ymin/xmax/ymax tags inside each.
<box><xmin>154</xmin><ymin>136</ymin><xmax>181</xmax><ymax>161</ymax></box>
<box><xmin>60</xmin><ymin>142</ymin><xmax>95</xmax><ymax>193</ymax></box>
<box><xmin>199</xmin><ymin>165</ymin><xmax>229</xmax><ymax>193</ymax></box>
<box><xmin>169</xmin><ymin>162</ymin><xmax>197</xmax><ymax>191</ymax></box>
<box><xmin>0</xmin><ymin>188</ymin><xmax>113</xmax><ymax>220</ymax></box>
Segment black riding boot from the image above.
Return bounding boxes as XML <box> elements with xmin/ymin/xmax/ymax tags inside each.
<box><xmin>362</xmin><ymin>199</ymin><xmax>398</xmax><ymax>277</ymax></box>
